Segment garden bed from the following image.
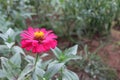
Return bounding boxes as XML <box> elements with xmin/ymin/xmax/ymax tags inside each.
<box><xmin>57</xmin><ymin>36</ymin><xmax>120</xmax><ymax>79</ymax></box>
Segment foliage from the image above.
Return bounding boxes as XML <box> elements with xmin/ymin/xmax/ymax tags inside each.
<box><xmin>0</xmin><ymin>28</ymin><xmax>117</xmax><ymax>80</ymax></box>
<box><xmin>76</xmin><ymin>0</ymin><xmax>117</xmax><ymax>37</ymax></box>
<box><xmin>0</xmin><ymin>28</ymin><xmax>21</xmax><ymax>57</ymax></box>
<box><xmin>0</xmin><ymin>41</ymin><xmax>80</xmax><ymax>80</ymax></box>
<box><xmin>68</xmin><ymin>45</ymin><xmax>117</xmax><ymax>80</ymax></box>
<box><xmin>0</xmin><ymin>0</ymin><xmax>119</xmax><ymax>79</ymax></box>
<box><xmin>0</xmin><ymin>0</ymin><xmax>33</xmax><ymax>32</ymax></box>
<box><xmin>29</xmin><ymin>0</ymin><xmax>118</xmax><ymax>39</ymax></box>
<box><xmin>113</xmin><ymin>0</ymin><xmax>120</xmax><ymax>27</ymax></box>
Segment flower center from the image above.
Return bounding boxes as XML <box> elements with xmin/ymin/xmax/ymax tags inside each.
<box><xmin>34</xmin><ymin>31</ymin><xmax>44</xmax><ymax>40</ymax></box>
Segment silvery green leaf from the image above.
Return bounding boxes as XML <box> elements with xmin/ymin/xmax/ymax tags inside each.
<box><xmin>62</xmin><ymin>69</ymin><xmax>79</xmax><ymax>80</ymax></box>
<box><xmin>35</xmin><ymin>66</ymin><xmax>45</xmax><ymax>77</ymax></box>
<box><xmin>47</xmin><ymin>60</ymin><xmax>59</xmax><ymax>69</ymax></box>
<box><xmin>0</xmin><ymin>21</ymin><xmax>11</xmax><ymax>33</ymax></box>
<box><xmin>5</xmin><ymin>28</ymin><xmax>15</xmax><ymax>38</ymax></box>
<box><xmin>0</xmin><ymin>45</ymin><xmax>10</xmax><ymax>54</ymax></box>
<box><xmin>63</xmin><ymin>55</ymin><xmax>80</xmax><ymax>63</ymax></box>
<box><xmin>32</xmin><ymin>73</ymin><xmax>38</xmax><ymax>80</ymax></box>
<box><xmin>32</xmin><ymin>69</ymin><xmax>45</xmax><ymax>80</ymax></box>
<box><xmin>0</xmin><ymin>28</ymin><xmax>20</xmax><ymax>42</ymax></box>
<box><xmin>10</xmin><ymin>52</ymin><xmax>21</xmax><ymax>66</ymax></box>
<box><xmin>44</xmin><ymin>63</ymin><xmax>64</xmax><ymax>79</ymax></box>
<box><xmin>0</xmin><ymin>33</ymin><xmax>7</xmax><ymax>41</ymax></box>
<box><xmin>12</xmin><ymin>46</ymin><xmax>25</xmax><ymax>56</ymax></box>
<box><xmin>0</xmin><ymin>57</ymin><xmax>12</xmax><ymax>78</ymax></box>
<box><xmin>64</xmin><ymin>45</ymin><xmax>78</xmax><ymax>56</ymax></box>
<box><xmin>25</xmin><ymin>55</ymin><xmax>35</xmax><ymax>63</ymax></box>
<box><xmin>0</xmin><ymin>69</ymin><xmax>6</xmax><ymax>78</ymax></box>
<box><xmin>5</xmin><ymin>42</ymin><xmax>15</xmax><ymax>49</ymax></box>
<box><xmin>40</xmin><ymin>53</ymin><xmax>49</xmax><ymax>58</ymax></box>
<box><xmin>41</xmin><ymin>59</ymin><xmax>52</xmax><ymax>69</ymax></box>
<box><xmin>51</xmin><ymin>47</ymin><xmax>62</xmax><ymax>59</ymax></box>
<box><xmin>0</xmin><ymin>57</ymin><xmax>17</xmax><ymax>80</ymax></box>
<box><xmin>18</xmin><ymin>64</ymin><xmax>34</xmax><ymax>80</ymax></box>
<box><xmin>36</xmin><ymin>59</ymin><xmax>42</xmax><ymax>68</ymax></box>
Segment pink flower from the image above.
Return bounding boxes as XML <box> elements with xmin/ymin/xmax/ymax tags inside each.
<box><xmin>20</xmin><ymin>27</ymin><xmax>57</xmax><ymax>53</ymax></box>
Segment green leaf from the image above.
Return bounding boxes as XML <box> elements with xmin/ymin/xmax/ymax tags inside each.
<box><xmin>5</xmin><ymin>42</ymin><xmax>15</xmax><ymax>49</ymax></box>
<box><xmin>41</xmin><ymin>60</ymin><xmax>53</xmax><ymax>70</ymax></box>
<box><xmin>5</xmin><ymin>28</ymin><xmax>15</xmax><ymax>38</ymax></box>
<box><xmin>0</xmin><ymin>57</ymin><xmax>20</xmax><ymax>80</ymax></box>
<box><xmin>31</xmin><ymin>73</ymin><xmax>38</xmax><ymax>80</ymax></box>
<box><xmin>62</xmin><ymin>69</ymin><xmax>79</xmax><ymax>80</ymax></box>
<box><xmin>35</xmin><ymin>67</ymin><xmax>45</xmax><ymax>77</ymax></box>
<box><xmin>12</xmin><ymin>46</ymin><xmax>25</xmax><ymax>56</ymax></box>
<box><xmin>0</xmin><ymin>69</ymin><xmax>5</xmax><ymax>78</ymax></box>
<box><xmin>25</xmin><ymin>55</ymin><xmax>35</xmax><ymax>63</ymax></box>
<box><xmin>4</xmin><ymin>28</ymin><xmax>15</xmax><ymax>42</ymax></box>
<box><xmin>0</xmin><ymin>45</ymin><xmax>10</xmax><ymax>54</ymax></box>
<box><xmin>37</xmin><ymin>76</ymin><xmax>45</xmax><ymax>80</ymax></box>
<box><xmin>47</xmin><ymin>60</ymin><xmax>59</xmax><ymax>69</ymax></box>
<box><xmin>18</xmin><ymin>64</ymin><xmax>34</xmax><ymax>80</ymax></box>
<box><xmin>40</xmin><ymin>53</ymin><xmax>49</xmax><ymax>58</ymax></box>
<box><xmin>0</xmin><ymin>28</ymin><xmax>20</xmax><ymax>42</ymax></box>
<box><xmin>32</xmin><ymin>59</ymin><xmax>45</xmax><ymax>80</ymax></box>
<box><xmin>51</xmin><ymin>47</ymin><xmax>62</xmax><ymax>59</ymax></box>
<box><xmin>0</xmin><ymin>33</ymin><xmax>7</xmax><ymax>41</ymax></box>
<box><xmin>63</xmin><ymin>55</ymin><xmax>80</xmax><ymax>63</ymax></box>
<box><xmin>10</xmin><ymin>52</ymin><xmax>21</xmax><ymax>67</ymax></box>
<box><xmin>64</xmin><ymin>45</ymin><xmax>78</xmax><ymax>56</ymax></box>
<box><xmin>44</xmin><ymin>63</ymin><xmax>64</xmax><ymax>79</ymax></box>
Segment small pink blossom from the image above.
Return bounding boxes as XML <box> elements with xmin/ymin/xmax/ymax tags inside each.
<box><xmin>20</xmin><ymin>27</ymin><xmax>57</xmax><ymax>53</ymax></box>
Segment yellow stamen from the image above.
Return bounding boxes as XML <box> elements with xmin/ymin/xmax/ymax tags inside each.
<box><xmin>34</xmin><ymin>31</ymin><xmax>44</xmax><ymax>39</ymax></box>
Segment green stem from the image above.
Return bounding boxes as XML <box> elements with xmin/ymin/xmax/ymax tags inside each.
<box><xmin>31</xmin><ymin>54</ymin><xmax>39</xmax><ymax>79</ymax></box>
<box><xmin>34</xmin><ymin>53</ymin><xmax>39</xmax><ymax>66</ymax></box>
<box><xmin>60</xmin><ymin>68</ymin><xmax>63</xmax><ymax>80</ymax></box>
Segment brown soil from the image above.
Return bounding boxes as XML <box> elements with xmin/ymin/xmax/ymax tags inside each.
<box><xmin>113</xmin><ymin>26</ymin><xmax>120</xmax><ymax>31</ymax></box>
<box><xmin>56</xmin><ymin>36</ymin><xmax>120</xmax><ymax>79</ymax></box>
<box><xmin>84</xmin><ymin>38</ymin><xmax>120</xmax><ymax>79</ymax></box>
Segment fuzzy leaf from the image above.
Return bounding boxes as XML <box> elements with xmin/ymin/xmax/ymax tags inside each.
<box><xmin>40</xmin><ymin>53</ymin><xmax>49</xmax><ymax>58</ymax></box>
<box><xmin>5</xmin><ymin>28</ymin><xmax>15</xmax><ymax>38</ymax></box>
<box><xmin>12</xmin><ymin>46</ymin><xmax>25</xmax><ymax>56</ymax></box>
<box><xmin>51</xmin><ymin>47</ymin><xmax>62</xmax><ymax>59</ymax></box>
<box><xmin>41</xmin><ymin>59</ymin><xmax>52</xmax><ymax>70</ymax></box>
<box><xmin>0</xmin><ymin>45</ymin><xmax>10</xmax><ymax>54</ymax></box>
<box><xmin>5</xmin><ymin>42</ymin><xmax>15</xmax><ymax>49</ymax></box>
<box><xmin>64</xmin><ymin>45</ymin><xmax>78</xmax><ymax>56</ymax></box>
<box><xmin>1</xmin><ymin>57</ymin><xmax>13</xmax><ymax>79</ymax></box>
<box><xmin>63</xmin><ymin>55</ymin><xmax>80</xmax><ymax>63</ymax></box>
<box><xmin>62</xmin><ymin>69</ymin><xmax>79</xmax><ymax>80</ymax></box>
<box><xmin>0</xmin><ymin>69</ymin><xmax>5</xmax><ymax>78</ymax></box>
<box><xmin>0</xmin><ymin>34</ymin><xmax>7</xmax><ymax>41</ymax></box>
<box><xmin>10</xmin><ymin>52</ymin><xmax>21</xmax><ymax>66</ymax></box>
<box><xmin>18</xmin><ymin>64</ymin><xmax>34</xmax><ymax>80</ymax></box>
<box><xmin>44</xmin><ymin>63</ymin><xmax>64</xmax><ymax>79</ymax></box>
<box><xmin>0</xmin><ymin>57</ymin><xmax>20</xmax><ymax>80</ymax></box>
<box><xmin>25</xmin><ymin>55</ymin><xmax>35</xmax><ymax>63</ymax></box>
<box><xmin>35</xmin><ymin>67</ymin><xmax>45</xmax><ymax>77</ymax></box>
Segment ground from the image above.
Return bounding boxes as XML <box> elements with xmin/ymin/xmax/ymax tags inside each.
<box><xmin>82</xmin><ymin>37</ymin><xmax>120</xmax><ymax>79</ymax></box>
<box><xmin>58</xmin><ymin>36</ymin><xmax>120</xmax><ymax>79</ymax></box>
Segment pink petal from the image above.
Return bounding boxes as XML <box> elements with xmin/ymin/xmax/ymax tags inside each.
<box><xmin>20</xmin><ymin>27</ymin><xmax>58</xmax><ymax>53</ymax></box>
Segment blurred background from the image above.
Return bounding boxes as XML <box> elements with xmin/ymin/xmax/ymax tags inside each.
<box><xmin>0</xmin><ymin>0</ymin><xmax>120</xmax><ymax>79</ymax></box>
